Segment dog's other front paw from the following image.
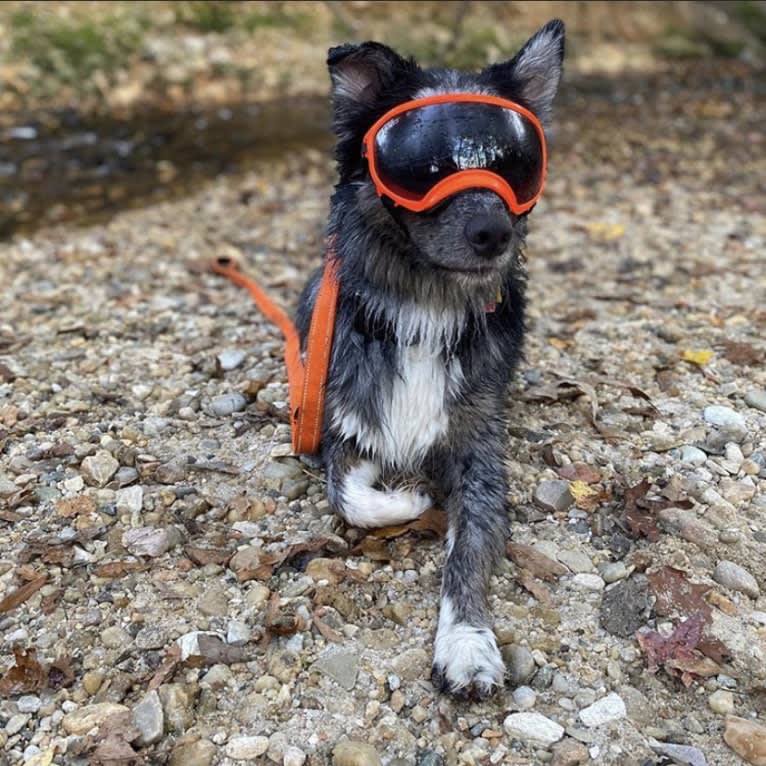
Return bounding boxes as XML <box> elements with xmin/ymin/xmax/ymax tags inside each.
<box><xmin>432</xmin><ymin>620</ymin><xmax>505</xmax><ymax>700</ymax></box>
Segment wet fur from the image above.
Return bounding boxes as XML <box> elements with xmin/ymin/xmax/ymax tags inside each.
<box><xmin>296</xmin><ymin>20</ymin><xmax>565</xmax><ymax>697</ymax></box>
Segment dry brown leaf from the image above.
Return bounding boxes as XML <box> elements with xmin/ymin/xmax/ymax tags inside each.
<box><xmin>263</xmin><ymin>592</ymin><xmax>311</xmax><ymax>638</ymax></box>
<box><xmin>184</xmin><ymin>546</ymin><xmax>233</xmax><ymax>567</ymax></box>
<box><xmin>0</xmin><ymin>649</ymin><xmax>74</xmax><ymax>696</ymax></box>
<box><xmin>648</xmin><ymin>566</ymin><xmax>712</xmax><ymax>621</ymax></box>
<box><xmin>368</xmin><ymin>508</ymin><xmax>447</xmax><ymax>541</ymax></box>
<box><xmin>506</xmin><ymin>543</ymin><xmax>567</xmax><ymax>582</ymax></box>
<box><xmin>720</xmin><ymin>339</ymin><xmax>763</xmax><ymax>366</ymax></box>
<box><xmin>313</xmin><ymin>609</ymin><xmax>344</xmax><ymax>643</ymax></box>
<box><xmin>351</xmin><ymin>536</ymin><xmax>391</xmax><ymax>561</ymax></box>
<box><xmin>56</xmin><ymin>495</ymin><xmax>97</xmax><ymax>518</ymax></box>
<box><xmin>623</xmin><ymin>478</ymin><xmax>660</xmax><ymax>542</ymax></box>
<box><xmin>92</xmin><ymin>561</ymin><xmax>150</xmax><ymax>578</ymax></box>
<box><xmin>517</xmin><ymin>569</ymin><xmax>553</xmax><ymax>605</ymax></box>
<box><xmin>0</xmin><ymin>574</ymin><xmax>47</xmax><ymax>614</ymax></box>
<box><xmin>557</xmin><ymin>463</ymin><xmax>602</xmax><ymax>484</ymax></box>
<box><xmin>147</xmin><ymin>644</ymin><xmax>181</xmax><ymax>691</ymax></box>
<box><xmin>89</xmin><ymin>710</ymin><xmax>142</xmax><ymax>766</ymax></box>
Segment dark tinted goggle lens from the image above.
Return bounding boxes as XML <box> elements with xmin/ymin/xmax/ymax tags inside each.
<box><xmin>373</xmin><ymin>102</ymin><xmax>544</xmax><ymax>203</ymax></box>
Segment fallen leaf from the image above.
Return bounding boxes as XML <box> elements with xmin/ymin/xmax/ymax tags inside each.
<box><xmin>580</xmin><ymin>222</ymin><xmax>625</xmax><ymax>241</ymax></box>
<box><xmin>89</xmin><ymin>710</ymin><xmax>142</xmax><ymax>766</ymax></box>
<box><xmin>623</xmin><ymin>478</ymin><xmax>660</xmax><ymax>542</ymax></box>
<box><xmin>0</xmin><ymin>649</ymin><xmax>74</xmax><ymax>695</ymax></box>
<box><xmin>665</xmin><ymin>654</ymin><xmax>721</xmax><ymax>685</ymax></box>
<box><xmin>568</xmin><ymin>481</ymin><xmax>603</xmax><ymax>511</ymax></box>
<box><xmin>264</xmin><ymin>592</ymin><xmax>311</xmax><ymax>637</ymax></box>
<box><xmin>350</xmin><ymin>536</ymin><xmax>391</xmax><ymax>561</ymax></box>
<box><xmin>313</xmin><ymin>608</ymin><xmax>344</xmax><ymax>642</ymax></box>
<box><xmin>720</xmin><ymin>339</ymin><xmax>764</xmax><ymax>366</ymax></box>
<box><xmin>0</xmin><ymin>573</ymin><xmax>47</xmax><ymax>613</ymax></box>
<box><xmin>557</xmin><ymin>463</ymin><xmax>602</xmax><ymax>484</ymax></box>
<box><xmin>648</xmin><ymin>566</ymin><xmax>712</xmax><ymax>621</ymax></box>
<box><xmin>368</xmin><ymin>508</ymin><xmax>447</xmax><ymax>540</ymax></box>
<box><xmin>92</xmin><ymin>561</ymin><xmax>150</xmax><ymax>578</ymax></box>
<box><xmin>56</xmin><ymin>496</ymin><xmax>97</xmax><ymax>518</ymax></box>
<box><xmin>517</xmin><ymin>569</ymin><xmax>553</xmax><ymax>605</ymax></box>
<box><xmin>184</xmin><ymin>546</ymin><xmax>233</xmax><ymax>567</ymax></box>
<box><xmin>681</xmin><ymin>349</ymin><xmax>714</xmax><ymax>366</ymax></box>
<box><xmin>548</xmin><ymin>337</ymin><xmax>571</xmax><ymax>350</ymax></box>
<box><xmin>147</xmin><ymin>644</ymin><xmax>181</xmax><ymax>691</ymax></box>
<box><xmin>506</xmin><ymin>543</ymin><xmax>567</xmax><ymax>581</ymax></box>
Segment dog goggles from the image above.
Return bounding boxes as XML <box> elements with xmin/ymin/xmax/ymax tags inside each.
<box><xmin>362</xmin><ymin>93</ymin><xmax>547</xmax><ymax>215</ymax></box>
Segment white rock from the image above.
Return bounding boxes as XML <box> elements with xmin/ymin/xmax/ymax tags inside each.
<box><xmin>115</xmin><ymin>485</ymin><xmax>144</xmax><ymax>515</ymax></box>
<box><xmin>708</xmin><ymin>689</ymin><xmax>735</xmax><ymax>715</ymax></box>
<box><xmin>571</xmin><ymin>573</ymin><xmax>605</xmax><ymax>591</ymax></box>
<box><xmin>226</xmin><ymin>619</ymin><xmax>251</xmax><ymax>646</ymax></box>
<box><xmin>122</xmin><ymin>526</ymin><xmax>182</xmax><ymax>557</ymax></box>
<box><xmin>225</xmin><ymin>735</ymin><xmax>269</xmax><ymax>760</ymax></box>
<box><xmin>81</xmin><ymin>450</ymin><xmax>119</xmax><ymax>487</ymax></box>
<box><xmin>557</xmin><ymin>549</ymin><xmax>595</xmax><ymax>573</ymax></box>
<box><xmin>512</xmin><ymin>686</ymin><xmax>537</xmax><ymax>710</ymax></box>
<box><xmin>284</xmin><ymin>746</ymin><xmax>307</xmax><ymax>766</ymax></box>
<box><xmin>211</xmin><ymin>392</ymin><xmax>247</xmax><ymax>417</ymax></box>
<box><xmin>176</xmin><ymin>631</ymin><xmax>226</xmax><ymax>661</ymax></box>
<box><xmin>503</xmin><ymin>712</ymin><xmax>564</xmax><ymax>746</ymax></box>
<box><xmin>703</xmin><ymin>406</ymin><xmax>747</xmax><ymax>442</ymax></box>
<box><xmin>132</xmin><ymin>690</ymin><xmax>164</xmax><ymax>746</ymax></box>
<box><xmin>680</xmin><ymin>446</ymin><xmax>708</xmax><ymax>466</ymax></box>
<box><xmin>579</xmin><ymin>692</ymin><xmax>627</xmax><ymax>727</ymax></box>
<box><xmin>218</xmin><ymin>349</ymin><xmax>246</xmax><ymax>371</ymax></box>
<box><xmin>16</xmin><ymin>695</ymin><xmax>42</xmax><ymax>714</ymax></box>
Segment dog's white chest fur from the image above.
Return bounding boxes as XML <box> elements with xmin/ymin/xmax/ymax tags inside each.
<box><xmin>335</xmin><ymin>342</ymin><xmax>461</xmax><ymax>466</ymax></box>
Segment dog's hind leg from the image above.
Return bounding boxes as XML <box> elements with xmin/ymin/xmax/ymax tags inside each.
<box><xmin>325</xmin><ymin>444</ymin><xmax>432</xmax><ymax>529</ymax></box>
<box><xmin>431</xmin><ymin>423</ymin><xmax>508</xmax><ymax>699</ymax></box>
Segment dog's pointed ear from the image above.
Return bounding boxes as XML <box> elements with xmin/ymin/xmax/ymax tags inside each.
<box><xmin>327</xmin><ymin>42</ymin><xmax>409</xmax><ymax>105</ymax></box>
<box><xmin>483</xmin><ymin>19</ymin><xmax>565</xmax><ymax>122</ymax></box>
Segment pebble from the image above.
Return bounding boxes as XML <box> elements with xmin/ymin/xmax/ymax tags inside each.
<box><xmin>680</xmin><ymin>446</ymin><xmax>708</xmax><ymax>466</ymax></box>
<box><xmin>503</xmin><ymin>645</ymin><xmax>536</xmax><ymax>686</ymax></box>
<box><xmin>579</xmin><ymin>693</ymin><xmax>627</xmax><ymax>727</ymax></box>
<box><xmin>169</xmin><ymin>739</ymin><xmax>216</xmax><ymax>766</ymax></box>
<box><xmin>62</xmin><ymin>703</ymin><xmax>129</xmax><ymax>735</ymax></box>
<box><xmin>703</xmin><ymin>406</ymin><xmax>747</xmax><ymax>442</ymax></box>
<box><xmin>211</xmin><ymin>392</ymin><xmax>247</xmax><ymax>417</ymax></box>
<box><xmin>512</xmin><ymin>686</ymin><xmax>537</xmax><ymax>710</ymax></box>
<box><xmin>226</xmin><ymin>619</ymin><xmax>252</xmax><ymax>645</ymax></box>
<box><xmin>115</xmin><ymin>485</ymin><xmax>144</xmax><ymax>515</ymax></box>
<box><xmin>101</xmin><ymin>625</ymin><xmax>131</xmax><ymax>649</ymax></box>
<box><xmin>158</xmin><ymin>683</ymin><xmax>195</xmax><ymax>733</ymax></box>
<box><xmin>650</xmin><ymin>740</ymin><xmax>708</xmax><ymax>766</ymax></box>
<box><xmin>5</xmin><ymin>713</ymin><xmax>29</xmax><ymax>735</ymax></box>
<box><xmin>0</xmin><ymin>476</ymin><xmax>18</xmax><ymax>495</ymax></box>
<box><xmin>391</xmin><ymin>648</ymin><xmax>429</xmax><ymax>682</ymax></box>
<box><xmin>416</xmin><ymin>753</ymin><xmax>443</xmax><ymax>766</ymax></box>
<box><xmin>600</xmin><ymin>562</ymin><xmax>629</xmax><ymax>583</ymax></box>
<box><xmin>122</xmin><ymin>526</ymin><xmax>183</xmax><ymax>557</ymax></box>
<box><xmin>713</xmin><ymin>560</ymin><xmax>760</xmax><ymax>599</ymax></box>
<box><xmin>723</xmin><ymin>715</ymin><xmax>766</xmax><ymax>765</ymax></box>
<box><xmin>225</xmin><ymin>735</ymin><xmax>269</xmax><ymax>760</ymax></box>
<box><xmin>534</xmin><ymin>480</ymin><xmax>574</xmax><ymax>513</ymax></box>
<box><xmin>16</xmin><ymin>695</ymin><xmax>42</xmax><ymax>714</ymax></box>
<box><xmin>312</xmin><ymin>649</ymin><xmax>359</xmax><ymax>691</ymax></box>
<box><xmin>81</xmin><ymin>450</ymin><xmax>120</xmax><ymax>487</ymax></box>
<box><xmin>218</xmin><ymin>349</ymin><xmax>246</xmax><ymax>371</ymax></box>
<box><xmin>284</xmin><ymin>746</ymin><xmax>307</xmax><ymax>766</ymax></box>
<box><xmin>571</xmin><ymin>573</ymin><xmax>605</xmax><ymax>591</ymax></box>
<box><xmin>551</xmin><ymin>739</ymin><xmax>590</xmax><ymax>766</ymax></box>
<box><xmin>744</xmin><ymin>389</ymin><xmax>766</xmax><ymax>413</ymax></box>
<box><xmin>708</xmin><ymin>689</ymin><xmax>735</xmax><ymax>715</ymax></box>
<box><xmin>332</xmin><ymin>740</ymin><xmax>383</xmax><ymax>766</ymax></box>
<box><xmin>557</xmin><ymin>549</ymin><xmax>595</xmax><ymax>573</ymax></box>
<box><xmin>132</xmin><ymin>690</ymin><xmax>164</xmax><ymax>746</ymax></box>
<box><xmin>503</xmin><ymin>712</ymin><xmax>565</xmax><ymax>746</ymax></box>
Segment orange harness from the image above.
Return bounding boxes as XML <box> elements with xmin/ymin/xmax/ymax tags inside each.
<box><xmin>210</xmin><ymin>242</ymin><xmax>340</xmax><ymax>455</ymax></box>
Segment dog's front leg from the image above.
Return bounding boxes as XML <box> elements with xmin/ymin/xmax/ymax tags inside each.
<box><xmin>431</xmin><ymin>426</ymin><xmax>508</xmax><ymax>698</ymax></box>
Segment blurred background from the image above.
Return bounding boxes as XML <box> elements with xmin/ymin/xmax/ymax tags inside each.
<box><xmin>0</xmin><ymin>0</ymin><xmax>763</xmax><ymax>239</ymax></box>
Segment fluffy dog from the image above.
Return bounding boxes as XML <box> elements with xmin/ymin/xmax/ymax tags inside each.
<box><xmin>296</xmin><ymin>20</ymin><xmax>565</xmax><ymax>698</ymax></box>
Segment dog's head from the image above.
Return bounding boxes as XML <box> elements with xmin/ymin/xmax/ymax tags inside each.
<box><xmin>327</xmin><ymin>20</ymin><xmax>565</xmax><ymax>289</ymax></box>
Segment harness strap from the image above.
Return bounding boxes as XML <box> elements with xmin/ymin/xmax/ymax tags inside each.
<box><xmin>209</xmin><ymin>241</ymin><xmax>340</xmax><ymax>455</ymax></box>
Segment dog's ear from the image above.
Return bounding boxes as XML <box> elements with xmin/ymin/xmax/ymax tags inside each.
<box><xmin>327</xmin><ymin>42</ymin><xmax>410</xmax><ymax>106</ymax></box>
<box><xmin>482</xmin><ymin>19</ymin><xmax>565</xmax><ymax>122</ymax></box>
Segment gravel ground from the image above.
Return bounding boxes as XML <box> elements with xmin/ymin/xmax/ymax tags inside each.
<box><xmin>1</xmin><ymin>62</ymin><xmax>765</xmax><ymax>766</ymax></box>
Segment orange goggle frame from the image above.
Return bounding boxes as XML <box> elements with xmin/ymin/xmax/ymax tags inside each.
<box><xmin>362</xmin><ymin>93</ymin><xmax>548</xmax><ymax>215</ymax></box>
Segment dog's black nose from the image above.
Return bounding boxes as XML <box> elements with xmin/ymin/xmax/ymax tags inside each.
<box><xmin>464</xmin><ymin>214</ymin><xmax>512</xmax><ymax>259</ymax></box>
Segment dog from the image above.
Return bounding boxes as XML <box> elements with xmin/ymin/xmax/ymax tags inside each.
<box><xmin>296</xmin><ymin>19</ymin><xmax>565</xmax><ymax>698</ymax></box>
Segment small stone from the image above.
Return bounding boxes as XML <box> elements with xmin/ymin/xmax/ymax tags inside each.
<box><xmin>225</xmin><ymin>735</ymin><xmax>269</xmax><ymax>760</ymax></box>
<box><xmin>724</xmin><ymin>715</ymin><xmax>766</xmax><ymax>765</ymax></box>
<box><xmin>571</xmin><ymin>573</ymin><xmax>605</xmax><ymax>591</ymax></box>
<box><xmin>0</xmin><ymin>475</ymin><xmax>18</xmax><ymax>495</ymax></box>
<box><xmin>650</xmin><ymin>741</ymin><xmax>708</xmax><ymax>766</ymax></box>
<box><xmin>411</xmin><ymin>704</ymin><xmax>429</xmax><ymax>723</ymax></box>
<box><xmin>218</xmin><ymin>349</ymin><xmax>246</xmax><ymax>371</ymax></box>
<box><xmin>5</xmin><ymin>713</ymin><xmax>29</xmax><ymax>735</ymax></box>
<box><xmin>703</xmin><ymin>406</ymin><xmax>747</xmax><ymax>442</ymax></box>
<box><xmin>503</xmin><ymin>712</ymin><xmax>565</xmax><ymax>746</ymax></box>
<box><xmin>680</xmin><ymin>446</ymin><xmax>708</xmax><ymax>466</ymax></box>
<box><xmin>557</xmin><ymin>549</ymin><xmax>595</xmax><ymax>573</ymax></box>
<box><xmin>169</xmin><ymin>738</ymin><xmax>216</xmax><ymax>766</ymax></box>
<box><xmin>115</xmin><ymin>485</ymin><xmax>143</xmax><ymax>515</ymax></box>
<box><xmin>211</xmin><ymin>393</ymin><xmax>247</xmax><ymax>417</ymax></box>
<box><xmin>744</xmin><ymin>389</ymin><xmax>766</xmax><ymax>413</ymax></box>
<box><xmin>551</xmin><ymin>738</ymin><xmax>590</xmax><ymax>766</ymax></box>
<box><xmin>62</xmin><ymin>703</ymin><xmax>130</xmax><ymax>735</ymax></box>
<box><xmin>416</xmin><ymin>753</ymin><xmax>443</xmax><ymax>766</ymax></box>
<box><xmin>198</xmin><ymin>585</ymin><xmax>229</xmax><ymax>617</ymax></box>
<box><xmin>332</xmin><ymin>740</ymin><xmax>383</xmax><ymax>766</ymax></box>
<box><xmin>81</xmin><ymin>450</ymin><xmax>119</xmax><ymax>487</ymax></box>
<box><xmin>114</xmin><ymin>466</ymin><xmax>139</xmax><ymax>487</ymax></box>
<box><xmin>306</xmin><ymin>557</ymin><xmax>343</xmax><ymax>585</ymax></box>
<box><xmin>122</xmin><ymin>526</ymin><xmax>182</xmax><ymax>557</ymax></box>
<box><xmin>391</xmin><ymin>648</ymin><xmax>429</xmax><ymax>681</ymax></box>
<box><xmin>312</xmin><ymin>649</ymin><xmax>359</xmax><ymax>690</ymax></box>
<box><xmin>16</xmin><ymin>695</ymin><xmax>41</xmax><ymax>714</ymax></box>
<box><xmin>284</xmin><ymin>746</ymin><xmax>307</xmax><ymax>766</ymax></box>
<box><xmin>600</xmin><ymin>576</ymin><xmax>651</xmax><ymax>638</ymax></box>
<box><xmin>132</xmin><ymin>690</ymin><xmax>164</xmax><ymax>746</ymax></box>
<box><xmin>502</xmin><ymin>645</ymin><xmax>536</xmax><ymax>686</ymax></box>
<box><xmin>714</xmin><ymin>560</ymin><xmax>760</xmax><ymax>599</ymax></box>
<box><xmin>512</xmin><ymin>686</ymin><xmax>537</xmax><ymax>710</ymax></box>
<box><xmin>708</xmin><ymin>689</ymin><xmax>735</xmax><ymax>715</ymax></box>
<box><xmin>82</xmin><ymin>671</ymin><xmax>105</xmax><ymax>695</ymax></box>
<box><xmin>579</xmin><ymin>693</ymin><xmax>626</xmax><ymax>727</ymax></box>
<box><xmin>158</xmin><ymin>683</ymin><xmax>196</xmax><ymax>733</ymax></box>
<box><xmin>101</xmin><ymin>625</ymin><xmax>131</xmax><ymax>649</ymax></box>
<box><xmin>719</xmin><ymin>529</ymin><xmax>742</xmax><ymax>544</ymax></box>
<box><xmin>600</xmin><ymin>562</ymin><xmax>628</xmax><ymax>584</ymax></box>
<box><xmin>226</xmin><ymin>619</ymin><xmax>251</xmax><ymax>646</ymax></box>
<box><xmin>534</xmin><ymin>480</ymin><xmax>574</xmax><ymax>513</ymax></box>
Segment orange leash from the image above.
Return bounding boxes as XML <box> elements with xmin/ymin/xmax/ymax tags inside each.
<box><xmin>209</xmin><ymin>244</ymin><xmax>340</xmax><ymax>455</ymax></box>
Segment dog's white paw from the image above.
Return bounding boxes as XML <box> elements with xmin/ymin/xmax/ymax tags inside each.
<box><xmin>432</xmin><ymin>606</ymin><xmax>504</xmax><ymax>699</ymax></box>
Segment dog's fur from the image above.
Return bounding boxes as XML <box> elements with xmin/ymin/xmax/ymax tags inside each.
<box><xmin>296</xmin><ymin>20</ymin><xmax>565</xmax><ymax>698</ymax></box>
